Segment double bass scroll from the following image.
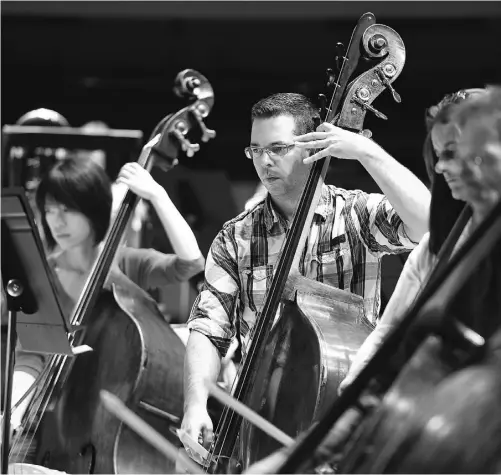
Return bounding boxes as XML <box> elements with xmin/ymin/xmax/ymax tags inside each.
<box><xmin>286</xmin><ymin>14</ymin><xmax>405</xmax><ymax>298</ymax></box>
<box><xmin>150</xmin><ymin>69</ymin><xmax>216</xmax><ymax>163</ymax></box>
<box><xmin>338</xmin><ymin>22</ymin><xmax>405</xmax><ymax>131</ymax></box>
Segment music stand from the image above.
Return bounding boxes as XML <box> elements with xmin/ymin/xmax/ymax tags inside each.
<box><xmin>1</xmin><ymin>187</ymin><xmax>73</xmax><ymax>473</ymax></box>
<box><xmin>1</xmin><ymin>125</ymin><xmax>144</xmax><ymax>188</ymax></box>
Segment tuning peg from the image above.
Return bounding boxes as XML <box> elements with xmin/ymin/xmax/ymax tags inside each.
<box><xmin>172</xmin><ymin>120</ymin><xmax>200</xmax><ymax>157</ymax></box>
<box><xmin>388</xmin><ymin>85</ymin><xmax>401</xmax><ymax>103</ymax></box>
<box><xmin>190</xmin><ymin>103</ymin><xmax>216</xmax><ymax>142</ymax></box>
<box><xmin>363</xmin><ymin>101</ymin><xmax>387</xmax><ymax>120</ymax></box>
<box><xmin>368</xmin><ymin>34</ymin><xmax>388</xmax><ymax>55</ymax></box>
<box><xmin>325</xmin><ymin>68</ymin><xmax>337</xmax><ymax>89</ymax></box>
<box><xmin>335</xmin><ymin>42</ymin><xmax>345</xmax><ymax>73</ymax></box>
<box><xmin>376</xmin><ymin>67</ymin><xmax>401</xmax><ymax>103</ymax></box>
<box><xmin>174</xmin><ymin>75</ymin><xmax>202</xmax><ymax>98</ymax></box>
<box><xmin>317</xmin><ymin>94</ymin><xmax>328</xmax><ymax>121</ymax></box>
<box><xmin>359</xmin><ymin>129</ymin><xmax>372</xmax><ymax>139</ymax></box>
<box><xmin>186</xmin><ymin>77</ymin><xmax>201</xmax><ymax>92</ymax></box>
<box><xmin>353</xmin><ymin>96</ymin><xmax>388</xmax><ymax>120</ymax></box>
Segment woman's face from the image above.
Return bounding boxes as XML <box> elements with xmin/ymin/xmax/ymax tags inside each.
<box><xmin>432</xmin><ymin>121</ymin><xmax>469</xmax><ymax>201</ymax></box>
<box><xmin>44</xmin><ymin>198</ymin><xmax>95</xmax><ymax>251</ymax></box>
<box><xmin>456</xmin><ymin>117</ymin><xmax>501</xmax><ymax>206</ymax></box>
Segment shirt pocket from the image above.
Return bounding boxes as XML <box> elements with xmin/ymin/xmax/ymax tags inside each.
<box><xmin>242</xmin><ymin>265</ymin><xmax>273</xmax><ymax>314</ymax></box>
<box><xmin>316</xmin><ymin>246</ymin><xmax>351</xmax><ymax>290</ymax></box>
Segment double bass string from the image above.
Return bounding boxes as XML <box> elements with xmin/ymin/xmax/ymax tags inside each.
<box><xmin>10</xmin><ymin>353</ymin><xmax>67</xmax><ymax>462</ymax></box>
<box><xmin>9</xmin><ymin>355</ymin><xmax>53</xmax><ymax>459</ymax></box>
<box><xmin>10</xmin><ymin>354</ymin><xmax>60</xmax><ymax>459</ymax></box>
<box><xmin>206</xmin><ymin>35</ymin><xmax>349</xmax><ymax>469</ymax></box>
<box><xmin>205</xmin><ymin>308</ymin><xmax>277</xmax><ymax>467</ymax></box>
<box><xmin>206</xmin><ymin>167</ymin><xmax>319</xmax><ymax>468</ymax></box>
<box><xmin>9</xmin><ymin>307</ymin><xmax>83</xmax><ymax>462</ymax></box>
<box><xmin>205</xmin><ymin>380</ymin><xmax>294</xmax><ymax>447</ymax></box>
<box><xmin>205</xmin><ymin>133</ymin><xmax>332</xmax><ymax>469</ymax></box>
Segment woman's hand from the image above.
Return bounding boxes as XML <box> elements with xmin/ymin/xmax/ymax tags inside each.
<box><xmin>295</xmin><ymin>122</ymin><xmax>379</xmax><ymax>164</ymax></box>
<box><xmin>104</xmin><ymin>261</ymin><xmax>131</xmax><ymax>291</ymax></box>
<box><xmin>116</xmin><ymin>162</ymin><xmax>165</xmax><ymax>202</ymax></box>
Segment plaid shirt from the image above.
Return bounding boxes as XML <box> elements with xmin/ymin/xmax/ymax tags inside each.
<box><xmin>187</xmin><ymin>184</ymin><xmax>418</xmax><ymax>357</ymax></box>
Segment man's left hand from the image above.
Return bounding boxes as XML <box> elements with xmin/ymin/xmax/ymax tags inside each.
<box><xmin>295</xmin><ymin>122</ymin><xmax>377</xmax><ymax>164</ymax></box>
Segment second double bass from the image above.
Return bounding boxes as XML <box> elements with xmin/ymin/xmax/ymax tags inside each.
<box><xmin>9</xmin><ymin>70</ymin><xmax>216</xmax><ymax>474</ymax></box>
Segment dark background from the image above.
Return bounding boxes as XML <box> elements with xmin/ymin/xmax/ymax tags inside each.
<box><xmin>3</xmin><ymin>1</ymin><xmax>501</xmax><ymax>184</ymax></box>
<box><xmin>2</xmin><ymin>1</ymin><xmax>501</xmax><ymax>318</ymax></box>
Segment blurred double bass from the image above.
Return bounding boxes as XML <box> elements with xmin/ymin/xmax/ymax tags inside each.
<box><xmin>8</xmin><ymin>69</ymin><xmax>216</xmax><ymax>474</ymax></box>
<box><xmin>204</xmin><ymin>13</ymin><xmax>406</xmax><ymax>474</ymax></box>
<box><xmin>276</xmin><ymin>201</ymin><xmax>501</xmax><ymax>474</ymax></box>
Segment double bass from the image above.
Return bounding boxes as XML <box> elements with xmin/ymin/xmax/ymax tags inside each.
<box><xmin>204</xmin><ymin>13</ymin><xmax>406</xmax><ymax>473</ymax></box>
<box><xmin>8</xmin><ymin>69</ymin><xmax>216</xmax><ymax>474</ymax></box>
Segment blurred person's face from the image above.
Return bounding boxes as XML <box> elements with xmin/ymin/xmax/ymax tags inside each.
<box><xmin>250</xmin><ymin>115</ymin><xmax>310</xmax><ymax>200</ymax></box>
<box><xmin>455</xmin><ymin>116</ymin><xmax>501</xmax><ymax>206</ymax></box>
<box><xmin>432</xmin><ymin>121</ymin><xmax>468</xmax><ymax>201</ymax></box>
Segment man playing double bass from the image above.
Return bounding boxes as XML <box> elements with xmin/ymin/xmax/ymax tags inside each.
<box><xmin>181</xmin><ymin>92</ymin><xmax>431</xmax><ymax>456</ymax></box>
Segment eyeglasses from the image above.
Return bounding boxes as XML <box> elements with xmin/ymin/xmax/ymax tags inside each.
<box><xmin>244</xmin><ymin>144</ymin><xmax>295</xmax><ymax>160</ymax></box>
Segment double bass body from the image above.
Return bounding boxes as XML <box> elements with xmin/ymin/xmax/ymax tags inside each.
<box><xmin>35</xmin><ymin>284</ymin><xmax>185</xmax><ymax>474</ymax></box>
<box><xmin>240</xmin><ymin>284</ymin><xmax>371</xmax><ymax>467</ymax></box>
<box><xmin>12</xmin><ymin>69</ymin><xmax>217</xmax><ymax>474</ymax></box>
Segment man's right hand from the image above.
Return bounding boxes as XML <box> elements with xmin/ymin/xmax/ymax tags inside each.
<box><xmin>181</xmin><ymin>405</ymin><xmax>214</xmax><ymax>461</ymax></box>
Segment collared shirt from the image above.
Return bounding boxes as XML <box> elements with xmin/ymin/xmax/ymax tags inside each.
<box><xmin>187</xmin><ymin>184</ymin><xmax>418</xmax><ymax>357</ymax></box>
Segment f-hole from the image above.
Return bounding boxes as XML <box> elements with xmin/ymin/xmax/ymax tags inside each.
<box><xmin>79</xmin><ymin>443</ymin><xmax>96</xmax><ymax>474</ymax></box>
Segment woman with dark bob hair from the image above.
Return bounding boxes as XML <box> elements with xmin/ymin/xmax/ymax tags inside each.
<box><xmin>34</xmin><ymin>157</ymin><xmax>205</xmax><ymax>311</ymax></box>
<box><xmin>6</xmin><ymin>157</ymin><xmax>205</xmax><ymax>440</ymax></box>
<box><xmin>35</xmin><ymin>156</ymin><xmax>113</xmax><ymax>252</ymax></box>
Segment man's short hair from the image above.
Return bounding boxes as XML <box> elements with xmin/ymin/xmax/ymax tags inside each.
<box><xmin>251</xmin><ymin>92</ymin><xmax>319</xmax><ymax>135</ymax></box>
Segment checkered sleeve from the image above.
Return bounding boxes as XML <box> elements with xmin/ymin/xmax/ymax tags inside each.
<box><xmin>351</xmin><ymin>191</ymin><xmax>419</xmax><ymax>256</ymax></box>
<box><xmin>187</xmin><ymin>228</ymin><xmax>240</xmax><ymax>357</ymax></box>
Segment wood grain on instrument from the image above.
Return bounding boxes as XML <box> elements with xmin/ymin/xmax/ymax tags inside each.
<box><xmin>99</xmin><ymin>390</ymin><xmax>203</xmax><ymax>474</ymax></box>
